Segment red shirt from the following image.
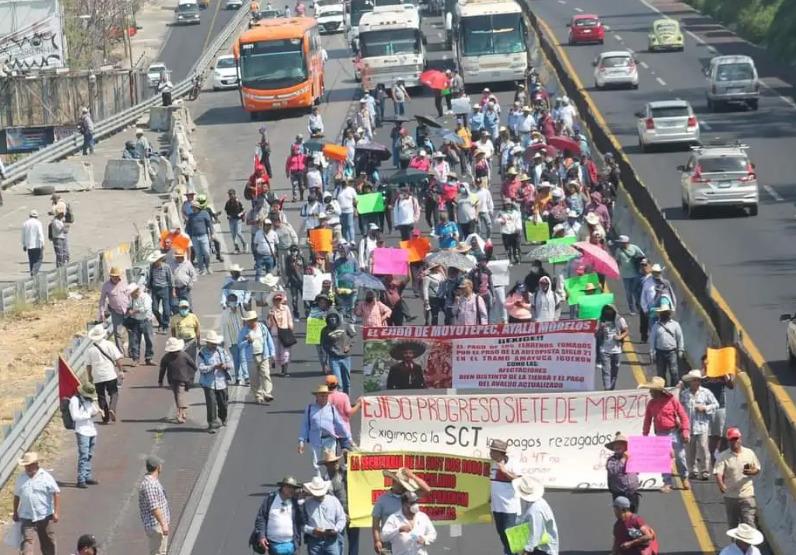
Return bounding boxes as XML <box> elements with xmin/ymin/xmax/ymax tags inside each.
<box><xmin>613</xmin><ymin>514</ymin><xmax>659</xmax><ymax>555</ymax></box>
<box><xmin>642</xmin><ymin>394</ymin><xmax>690</xmax><ymax>436</ymax></box>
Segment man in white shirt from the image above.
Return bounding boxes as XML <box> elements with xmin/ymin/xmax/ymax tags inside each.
<box><xmin>13</xmin><ymin>452</ymin><xmax>60</xmax><ymax>555</ymax></box>
<box><xmin>359</xmin><ymin>223</ymin><xmax>380</xmax><ymax>271</ymax></box>
<box><xmin>489</xmin><ymin>440</ymin><xmax>521</xmax><ymax>555</ymax></box>
<box><xmin>381</xmin><ymin>491</ymin><xmax>437</xmax><ymax>555</ymax></box>
<box><xmin>719</xmin><ymin>524</ymin><xmax>763</xmax><ymax>555</ymax></box>
<box><xmin>336</xmin><ymin>180</ymin><xmax>358</xmax><ymax>243</ymax></box>
<box><xmin>308</xmin><ymin>106</ymin><xmax>325</xmax><ymax>136</ymax></box>
<box><xmin>252</xmin><ymin>476</ymin><xmax>301</xmax><ymax>553</ymax></box>
<box><xmin>21</xmin><ymin>210</ymin><xmax>45</xmax><ymax>276</ymax></box>
<box><xmin>253</xmin><ymin>219</ymin><xmax>279</xmax><ymax>280</ymax></box>
<box><xmin>393</xmin><ymin>188</ymin><xmax>420</xmax><ymax>241</ymax></box>
<box><xmin>69</xmin><ymin>383</ymin><xmax>100</xmax><ymax>488</ymax></box>
<box><xmin>513</xmin><ymin>476</ymin><xmax>559</xmax><ymax>555</ymax></box>
<box><xmin>85</xmin><ymin>324</ymin><xmax>123</xmax><ymax>424</ymax></box>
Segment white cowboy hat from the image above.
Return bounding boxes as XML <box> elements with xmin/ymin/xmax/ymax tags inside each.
<box><xmin>650</xmin><ymin>263</ymin><xmax>663</xmax><ymax>273</ymax></box>
<box><xmin>164</xmin><ymin>337</ymin><xmax>185</xmax><ymax>353</ymax></box>
<box><xmin>681</xmin><ymin>369</ymin><xmax>704</xmax><ymax>383</ymax></box>
<box><xmin>584</xmin><ymin>213</ymin><xmax>600</xmax><ymax>225</ymax></box>
<box><xmin>229</xmin><ymin>264</ymin><xmax>243</xmax><ymax>273</ymax></box>
<box><xmin>88</xmin><ymin>324</ymin><xmax>107</xmax><ymax>343</ymax></box>
<box><xmin>259</xmin><ymin>273</ymin><xmax>280</xmax><ymax>288</ymax></box>
<box><xmin>127</xmin><ymin>283</ymin><xmax>140</xmax><ymax>294</ymax></box>
<box><xmin>241</xmin><ymin>310</ymin><xmax>259</xmax><ymax>321</ymax></box>
<box><xmin>147</xmin><ymin>251</ymin><xmax>167</xmax><ymax>264</ymax></box>
<box><xmin>203</xmin><ymin>330</ymin><xmax>224</xmax><ymax>345</ymax></box>
<box><xmin>18</xmin><ymin>452</ymin><xmax>39</xmax><ymax>466</ymax></box>
<box><xmin>512</xmin><ymin>476</ymin><xmax>544</xmax><ymax>502</ymax></box>
<box><xmin>303</xmin><ymin>476</ymin><xmax>331</xmax><ymax>496</ymax></box>
<box><xmin>726</xmin><ymin>524</ymin><xmax>764</xmax><ymax>546</ymax></box>
<box><xmin>383</xmin><ymin>468</ymin><xmax>419</xmax><ymax>492</ymax></box>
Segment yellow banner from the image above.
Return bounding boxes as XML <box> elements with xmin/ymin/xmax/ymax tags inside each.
<box><xmin>347</xmin><ymin>452</ymin><xmax>492</xmax><ymax>528</ymax></box>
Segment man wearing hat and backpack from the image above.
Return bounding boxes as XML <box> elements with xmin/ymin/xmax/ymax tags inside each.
<box><xmin>488</xmin><ymin>439</ymin><xmax>521</xmax><ymax>555</ymax></box>
<box><xmin>252</xmin><ymin>476</ymin><xmax>303</xmax><ymax>555</ymax></box>
<box><xmin>512</xmin><ymin>476</ymin><xmax>559</xmax><ymax>555</ymax></box>
<box><xmin>85</xmin><ymin>324</ymin><xmax>122</xmax><ymax>424</ymax></box>
<box><xmin>197</xmin><ymin>330</ymin><xmax>232</xmax><ymax>433</ymax></box>
<box><xmin>69</xmin><ymin>383</ymin><xmax>100</xmax><ymax>488</ymax></box>
<box><xmin>298</xmin><ymin>385</ymin><xmax>352</xmax><ymax>475</ymax></box>
<box><xmin>238</xmin><ymin>310</ymin><xmax>277</xmax><ymax>404</ymax></box>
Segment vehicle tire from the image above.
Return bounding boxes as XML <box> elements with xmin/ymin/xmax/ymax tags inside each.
<box><xmin>749</xmin><ymin>204</ymin><xmax>759</xmax><ymax>216</ymax></box>
<box><xmin>681</xmin><ymin>197</ymin><xmax>688</xmax><ymax>212</ymax></box>
<box><xmin>32</xmin><ymin>185</ymin><xmax>56</xmax><ymax>196</ymax></box>
<box><xmin>748</xmin><ymin>99</ymin><xmax>759</xmax><ymax>111</ymax></box>
<box><xmin>594</xmin><ymin>81</ymin><xmax>601</xmax><ymax>90</ymax></box>
<box><xmin>631</xmin><ymin>82</ymin><xmax>639</xmax><ymax>89</ymax></box>
<box><xmin>706</xmin><ymin>98</ymin><xmax>714</xmax><ymax>112</ymax></box>
<box><xmin>249</xmin><ymin>111</ymin><xmax>259</xmax><ymax>121</ymax></box>
<box><xmin>599</xmin><ymin>39</ymin><xmax>604</xmax><ymax>45</ymax></box>
<box><xmin>789</xmin><ymin>346</ymin><xmax>796</xmax><ymax>367</ymax></box>
<box><xmin>686</xmin><ymin>200</ymin><xmax>698</xmax><ymax>218</ymax></box>
<box><xmin>639</xmin><ymin>139</ymin><xmax>646</xmax><ymax>153</ymax></box>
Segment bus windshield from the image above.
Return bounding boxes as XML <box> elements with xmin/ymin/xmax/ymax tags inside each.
<box><xmin>349</xmin><ymin>0</ymin><xmax>375</xmax><ymax>26</ymax></box>
<box><xmin>239</xmin><ymin>39</ymin><xmax>308</xmax><ymax>89</ymax></box>
<box><xmin>461</xmin><ymin>13</ymin><xmax>525</xmax><ymax>56</ymax></box>
<box><xmin>359</xmin><ymin>28</ymin><xmax>421</xmax><ymax>57</ymax></box>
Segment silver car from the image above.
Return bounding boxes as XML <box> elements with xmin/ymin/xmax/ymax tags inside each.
<box><xmin>593</xmin><ymin>51</ymin><xmax>639</xmax><ymax>89</ymax></box>
<box><xmin>778</xmin><ymin>313</ymin><xmax>796</xmax><ymax>366</ymax></box>
<box><xmin>635</xmin><ymin>100</ymin><xmax>700</xmax><ymax>151</ymax></box>
<box><xmin>705</xmin><ymin>55</ymin><xmax>759</xmax><ymax>111</ymax></box>
<box><xmin>679</xmin><ymin>142</ymin><xmax>758</xmax><ymax>217</ymax></box>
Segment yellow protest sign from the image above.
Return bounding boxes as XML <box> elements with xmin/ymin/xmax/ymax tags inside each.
<box><xmin>347</xmin><ymin>452</ymin><xmax>492</xmax><ymax>528</ymax></box>
<box><xmin>305</xmin><ymin>317</ymin><xmax>326</xmax><ymax>345</ymax></box>
<box><xmin>706</xmin><ymin>347</ymin><xmax>737</xmax><ymax>377</ymax></box>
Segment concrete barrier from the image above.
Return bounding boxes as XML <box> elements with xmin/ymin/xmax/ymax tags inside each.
<box><xmin>101</xmin><ymin>159</ymin><xmax>151</xmax><ymax>190</ymax></box>
<box><xmin>151</xmin><ymin>156</ymin><xmax>175</xmax><ymax>193</ymax></box>
<box><xmin>26</xmin><ymin>161</ymin><xmax>95</xmax><ymax>192</ymax></box>
<box><xmin>148</xmin><ymin>106</ymin><xmax>173</xmax><ymax>132</ymax></box>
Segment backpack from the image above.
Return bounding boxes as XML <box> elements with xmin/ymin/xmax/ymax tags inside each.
<box><xmin>65</xmin><ymin>204</ymin><xmax>75</xmax><ymax>224</ymax></box>
<box><xmin>60</xmin><ymin>397</ymin><xmax>75</xmax><ymax>430</ymax></box>
<box><xmin>48</xmin><ymin>220</ymin><xmax>55</xmax><ymax>241</ymax></box>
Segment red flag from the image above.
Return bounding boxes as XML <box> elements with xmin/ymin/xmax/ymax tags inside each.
<box><xmin>58</xmin><ymin>356</ymin><xmax>80</xmax><ymax>400</ymax></box>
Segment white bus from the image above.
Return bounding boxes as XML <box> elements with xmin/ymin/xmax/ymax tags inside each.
<box><xmin>355</xmin><ymin>6</ymin><xmax>425</xmax><ymax>89</ymax></box>
<box><xmin>453</xmin><ymin>0</ymin><xmax>528</xmax><ymax>85</ymax></box>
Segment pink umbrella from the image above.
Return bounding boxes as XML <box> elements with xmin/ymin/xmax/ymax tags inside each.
<box><xmin>574</xmin><ymin>241</ymin><xmax>620</xmax><ymax>280</ymax></box>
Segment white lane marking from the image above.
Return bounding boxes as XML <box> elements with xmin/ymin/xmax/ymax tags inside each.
<box><xmin>764</xmin><ymin>185</ymin><xmax>784</xmax><ymax>202</ymax></box>
<box><xmin>574</xmin><ymin>7</ymin><xmax>583</xmax><ymax>12</ymax></box>
<box><xmin>557</xmin><ymin>0</ymin><xmax>566</xmax><ymax>4</ymax></box>
<box><xmin>700</xmin><ymin>121</ymin><xmax>711</xmax><ymax>130</ymax></box>
<box><xmin>614</xmin><ymin>34</ymin><xmax>623</xmax><ymax>42</ymax></box>
<box><xmin>655</xmin><ymin>77</ymin><xmax>667</xmax><ymax>86</ymax></box>
<box><xmin>686</xmin><ymin>29</ymin><xmax>707</xmax><ymax>47</ymax></box>
<box><xmin>640</xmin><ymin>61</ymin><xmax>649</xmax><ymax>69</ymax></box>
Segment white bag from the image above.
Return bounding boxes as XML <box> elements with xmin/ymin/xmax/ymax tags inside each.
<box><xmin>3</xmin><ymin>522</ymin><xmax>22</xmax><ymax>548</ymax></box>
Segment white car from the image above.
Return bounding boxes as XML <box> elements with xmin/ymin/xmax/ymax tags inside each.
<box><xmin>147</xmin><ymin>62</ymin><xmax>169</xmax><ymax>88</ymax></box>
<box><xmin>593</xmin><ymin>50</ymin><xmax>638</xmax><ymax>89</ymax></box>
<box><xmin>635</xmin><ymin>100</ymin><xmax>700</xmax><ymax>152</ymax></box>
<box><xmin>225</xmin><ymin>0</ymin><xmax>243</xmax><ymax>8</ymax></box>
<box><xmin>315</xmin><ymin>0</ymin><xmax>345</xmax><ymax>34</ymax></box>
<box><xmin>780</xmin><ymin>313</ymin><xmax>796</xmax><ymax>366</ymax></box>
<box><xmin>211</xmin><ymin>55</ymin><xmax>240</xmax><ymax>90</ymax></box>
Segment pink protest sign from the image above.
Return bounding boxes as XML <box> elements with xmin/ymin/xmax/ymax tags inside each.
<box><xmin>625</xmin><ymin>435</ymin><xmax>672</xmax><ymax>474</ymax></box>
<box><xmin>372</xmin><ymin>247</ymin><xmax>409</xmax><ymax>276</ymax></box>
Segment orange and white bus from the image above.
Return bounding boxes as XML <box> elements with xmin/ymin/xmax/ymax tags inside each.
<box><xmin>233</xmin><ymin>17</ymin><xmax>326</xmax><ymax>117</ymax></box>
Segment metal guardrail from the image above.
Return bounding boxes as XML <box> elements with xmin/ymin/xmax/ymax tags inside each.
<box><xmin>0</xmin><ymin>5</ymin><xmax>251</xmax><ymax>191</ymax></box>
<box><xmin>0</xmin><ymin>321</ymin><xmax>107</xmax><ymax>488</ymax></box>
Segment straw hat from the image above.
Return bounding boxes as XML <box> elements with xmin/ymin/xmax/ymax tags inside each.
<box><xmin>313</xmin><ymin>384</ymin><xmax>331</xmax><ymax>395</ymax></box>
<box><xmin>650</xmin><ymin>263</ymin><xmax>663</xmax><ymax>273</ymax></box>
<box><xmin>303</xmin><ymin>476</ymin><xmax>331</xmax><ymax>496</ymax></box>
<box><xmin>383</xmin><ymin>468</ymin><xmax>419</xmax><ymax>492</ymax></box>
<box><xmin>278</xmin><ymin>476</ymin><xmax>299</xmax><ymax>488</ymax></box>
<box><xmin>147</xmin><ymin>251</ymin><xmax>167</xmax><ymax>264</ymax></box>
<box><xmin>726</xmin><ymin>524</ymin><xmax>764</xmax><ymax>546</ymax></box>
<box><xmin>681</xmin><ymin>369</ymin><xmax>704</xmax><ymax>383</ymax></box>
<box><xmin>18</xmin><ymin>452</ymin><xmax>39</xmax><ymax>466</ymax></box>
<box><xmin>489</xmin><ymin>439</ymin><xmax>509</xmax><ymax>453</ymax></box>
<box><xmin>637</xmin><ymin>376</ymin><xmax>671</xmax><ymax>395</ymax></box>
<box><xmin>321</xmin><ymin>448</ymin><xmax>342</xmax><ymax>463</ymax></box>
<box><xmin>584</xmin><ymin>283</ymin><xmax>597</xmax><ymax>292</ymax></box>
<box><xmin>164</xmin><ymin>337</ymin><xmax>185</xmax><ymax>353</ymax></box>
<box><xmin>259</xmin><ymin>273</ymin><xmax>281</xmax><ymax>287</ymax></box>
<box><xmin>88</xmin><ymin>324</ymin><xmax>107</xmax><ymax>342</ymax></box>
<box><xmin>512</xmin><ymin>476</ymin><xmax>545</xmax><ymax>502</ymax></box>
<box><xmin>584</xmin><ymin>213</ymin><xmax>600</xmax><ymax>225</ymax></box>
<box><xmin>79</xmin><ymin>382</ymin><xmax>97</xmax><ymax>400</ymax></box>
<box><xmin>203</xmin><ymin>330</ymin><xmax>223</xmax><ymax>345</ymax></box>
<box><xmin>229</xmin><ymin>263</ymin><xmax>243</xmax><ymax>273</ymax></box>
<box><xmin>605</xmin><ymin>432</ymin><xmax>629</xmax><ymax>451</ymax></box>
<box><xmin>109</xmin><ymin>266</ymin><xmax>122</xmax><ymax>277</ymax></box>
<box><xmin>242</xmin><ymin>310</ymin><xmax>258</xmax><ymax>321</ymax></box>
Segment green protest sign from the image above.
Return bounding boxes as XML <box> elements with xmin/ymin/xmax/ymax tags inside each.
<box><xmin>547</xmin><ymin>236</ymin><xmax>578</xmax><ymax>264</ymax></box>
<box><xmin>505</xmin><ymin>523</ymin><xmax>530</xmax><ymax>554</ymax></box>
<box><xmin>564</xmin><ymin>273</ymin><xmax>600</xmax><ymax>304</ymax></box>
<box><xmin>577</xmin><ymin>292</ymin><xmax>615</xmax><ymax>320</ymax></box>
<box><xmin>305</xmin><ymin>317</ymin><xmax>327</xmax><ymax>345</ymax></box>
<box><xmin>524</xmin><ymin>221</ymin><xmax>550</xmax><ymax>243</ymax></box>
<box><xmin>356</xmin><ymin>192</ymin><xmax>385</xmax><ymax>214</ymax></box>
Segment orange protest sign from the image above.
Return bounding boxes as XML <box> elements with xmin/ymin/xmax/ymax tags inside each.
<box><xmin>308</xmin><ymin>228</ymin><xmax>333</xmax><ymax>253</ymax></box>
<box><xmin>706</xmin><ymin>347</ymin><xmax>737</xmax><ymax>377</ymax></box>
<box><xmin>400</xmin><ymin>237</ymin><xmax>431</xmax><ymax>263</ymax></box>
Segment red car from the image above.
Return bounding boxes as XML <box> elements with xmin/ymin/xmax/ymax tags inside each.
<box><xmin>567</xmin><ymin>14</ymin><xmax>605</xmax><ymax>45</ymax></box>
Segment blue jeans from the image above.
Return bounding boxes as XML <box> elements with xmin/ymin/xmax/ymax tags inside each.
<box><xmin>392</xmin><ymin>143</ymin><xmax>400</xmax><ymax>168</ymax></box>
<box><xmin>76</xmin><ymin>433</ymin><xmax>96</xmax><ymax>484</ymax></box>
<box><xmin>600</xmin><ymin>351</ymin><xmax>620</xmax><ymax>390</ymax></box>
<box><xmin>228</xmin><ymin>218</ymin><xmax>246</xmax><ymax>251</ymax></box>
<box><xmin>230</xmin><ymin>344</ymin><xmax>248</xmax><ymax>382</ymax></box>
<box><xmin>151</xmin><ymin>285</ymin><xmax>172</xmax><ymax>330</ymax></box>
<box><xmin>340</xmin><ymin>212</ymin><xmax>355</xmax><ymax>243</ymax></box>
<box><xmin>330</xmin><ymin>357</ymin><xmax>352</xmax><ymax>394</ymax></box>
<box><xmin>255</xmin><ymin>254</ymin><xmax>275</xmax><ymax>280</ymax></box>
<box><xmin>493</xmin><ymin>511</ymin><xmax>517</xmax><ymax>555</ymax></box>
<box><xmin>346</xmin><ymin>527</ymin><xmax>359</xmax><ymax>555</ymax></box>
<box><xmin>393</xmin><ymin>100</ymin><xmax>405</xmax><ymax>116</ymax></box>
<box><xmin>336</xmin><ymin>292</ymin><xmax>356</xmax><ymax>321</ymax></box>
<box><xmin>307</xmin><ymin>536</ymin><xmax>340</xmax><ymax>555</ymax></box>
<box><xmin>126</xmin><ymin>318</ymin><xmax>154</xmax><ymax>361</ymax></box>
<box><xmin>622</xmin><ymin>277</ymin><xmax>639</xmax><ymax>313</ymax></box>
<box><xmin>82</xmin><ymin>132</ymin><xmax>95</xmax><ymax>155</ymax></box>
<box><xmin>192</xmin><ymin>234</ymin><xmax>212</xmax><ymax>272</ymax></box>
<box><xmin>657</xmin><ymin>430</ymin><xmax>688</xmax><ymax>486</ymax></box>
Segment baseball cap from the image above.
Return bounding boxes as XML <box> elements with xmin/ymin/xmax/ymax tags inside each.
<box><xmin>613</xmin><ymin>496</ymin><xmax>631</xmax><ymax>509</ymax></box>
<box><xmin>726</xmin><ymin>427</ymin><xmax>742</xmax><ymax>440</ymax></box>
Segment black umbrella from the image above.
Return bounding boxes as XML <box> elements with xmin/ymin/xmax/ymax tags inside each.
<box><xmin>355</xmin><ymin>143</ymin><xmax>391</xmax><ymax>161</ymax></box>
<box><xmin>387</xmin><ymin>168</ymin><xmax>430</xmax><ymax>185</ymax></box>
<box><xmin>304</xmin><ymin>139</ymin><xmax>326</xmax><ymax>153</ymax></box>
<box><xmin>415</xmin><ymin>114</ymin><xmax>443</xmax><ymax>129</ymax></box>
<box><xmin>349</xmin><ymin>272</ymin><xmax>387</xmax><ymax>291</ymax></box>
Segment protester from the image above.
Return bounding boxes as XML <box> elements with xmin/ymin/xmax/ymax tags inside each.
<box><xmin>719</xmin><ymin>524</ymin><xmax>764</xmax><ymax>555</ymax></box>
<box><xmin>488</xmin><ymin>439</ymin><xmax>521</xmax><ymax>555</ymax></box>
<box><xmin>170</xmin><ymin>299</ymin><xmax>200</xmax><ymax>361</ymax></box>
<box><xmin>611</xmin><ymin>496</ymin><xmax>659</xmax><ymax>555</ymax></box>
<box><xmin>321</xmin><ymin>312</ymin><xmax>355</xmax><ymax>394</ymax></box>
<box><xmin>650</xmin><ymin>306</ymin><xmax>684</xmax><ymax>386</ymax></box>
<box><xmin>69</xmin><ymin>383</ymin><xmax>100</xmax><ymax>488</ymax></box>
<box><xmin>98</xmin><ymin>266</ymin><xmax>130</xmax><ymax>352</ymax></box>
<box><xmin>267</xmin><ymin>291</ymin><xmax>296</xmax><ymax>377</ymax></box>
<box><xmin>158</xmin><ymin>337</ymin><xmax>196</xmax><ymax>423</ymax></box>
<box><xmin>171</xmin><ymin>249</ymin><xmax>198</xmax><ymax>306</ymax></box>
<box><xmin>13</xmin><ymin>452</ymin><xmax>60</xmax><ymax>555</ymax></box>
<box><xmin>640</xmin><ymin>376</ymin><xmax>690</xmax><ymax>492</ymax></box>
<box><xmin>452</xmin><ymin>278</ymin><xmax>488</xmax><ymax>324</ymax></box>
<box><xmin>301</xmin><ymin>476</ymin><xmax>347</xmax><ymax>555</ymax></box>
<box><xmin>298</xmin><ymin>385</ymin><xmax>352</xmax><ymax>474</ymax></box>
<box><xmin>372</xmin><ymin>468</ymin><xmax>432</xmax><ymax>555</ymax></box>
<box><xmin>714</xmin><ymin>427</ymin><xmax>760</xmax><ymax>528</ymax></box>
<box><xmin>126</xmin><ymin>283</ymin><xmax>155</xmax><ymax>365</ymax></box>
<box><xmin>220</xmin><ymin>293</ymin><xmax>247</xmax><ymax>385</ymax></box>
<box><xmin>325</xmin><ymin>374</ymin><xmax>359</xmax><ymax>436</ymax></box>
<box><xmin>679</xmin><ymin>370</ymin><xmax>719</xmax><ymax>480</ymax></box>
<box><xmin>354</xmin><ymin>289</ymin><xmax>392</xmax><ymax>326</ymax></box>
<box><xmin>597</xmin><ymin>304</ymin><xmax>628</xmax><ymax>390</ymax></box>
<box><xmin>197</xmin><ymin>330</ymin><xmax>232</xmax><ymax>434</ymax></box>
<box><xmin>138</xmin><ymin>455</ymin><xmax>170</xmax><ymax>555</ymax></box>
<box><xmin>146</xmin><ymin>252</ymin><xmax>174</xmax><ymax>333</ymax></box>
<box><xmin>72</xmin><ymin>534</ymin><xmax>98</xmax><ymax>555</ymax></box>
<box><xmin>605</xmin><ymin>433</ymin><xmax>640</xmax><ymax>512</ymax></box>
<box><xmin>513</xmin><ymin>476</ymin><xmax>559</xmax><ymax>555</ymax></box>
<box><xmin>238</xmin><ymin>310</ymin><xmax>276</xmax><ymax>403</ymax></box>
<box><xmin>85</xmin><ymin>324</ymin><xmax>122</xmax><ymax>424</ymax></box>
<box><xmin>251</xmin><ymin>476</ymin><xmax>303</xmax><ymax>554</ymax></box>
<box><xmin>532</xmin><ymin>275</ymin><xmax>561</xmax><ymax>322</ymax></box>
<box><xmin>21</xmin><ymin>210</ymin><xmax>45</xmax><ymax>276</ymax></box>
<box><xmin>320</xmin><ymin>449</ymin><xmax>358</xmax><ymax>555</ymax></box>
<box><xmin>381</xmin><ymin>491</ymin><xmax>437</xmax><ymax>555</ymax></box>
<box><xmin>614</xmin><ymin>236</ymin><xmax>645</xmax><ymax>315</ymax></box>
<box><xmin>505</xmin><ymin>281</ymin><xmax>533</xmax><ymax>322</ymax></box>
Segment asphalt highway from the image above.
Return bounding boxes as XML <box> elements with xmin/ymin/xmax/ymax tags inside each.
<box><xmin>179</xmin><ymin>13</ymin><xmax>717</xmax><ymax>555</ymax></box>
<box><xmin>529</xmin><ymin>0</ymin><xmax>796</xmax><ymax>394</ymax></box>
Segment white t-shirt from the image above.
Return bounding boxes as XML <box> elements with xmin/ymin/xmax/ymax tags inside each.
<box><xmin>87</xmin><ymin>340</ymin><xmax>122</xmax><ymax>383</ymax></box>
<box><xmin>718</xmin><ymin>544</ymin><xmax>761</xmax><ymax>555</ymax></box>
<box><xmin>381</xmin><ymin>511</ymin><xmax>437</xmax><ymax>555</ymax></box>
<box><xmin>266</xmin><ymin>495</ymin><xmax>295</xmax><ymax>542</ymax></box>
<box><xmin>599</xmin><ymin>317</ymin><xmax>628</xmax><ymax>355</ymax></box>
<box><xmin>490</xmin><ymin>459</ymin><xmax>521</xmax><ymax>514</ymax></box>
<box><xmin>337</xmin><ymin>187</ymin><xmax>358</xmax><ymax>214</ymax></box>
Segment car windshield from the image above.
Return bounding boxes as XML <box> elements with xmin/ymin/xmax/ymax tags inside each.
<box><xmin>360</xmin><ymin>28</ymin><xmax>421</xmax><ymax>57</ymax></box>
<box><xmin>656</xmin><ymin>22</ymin><xmax>677</xmax><ymax>33</ymax></box>
<box><xmin>716</xmin><ymin>63</ymin><xmax>754</xmax><ymax>81</ymax></box>
<box><xmin>461</xmin><ymin>13</ymin><xmax>526</xmax><ymax>56</ymax></box>
<box><xmin>574</xmin><ymin>18</ymin><xmax>598</xmax><ymax>27</ymax></box>
<box><xmin>317</xmin><ymin>0</ymin><xmax>341</xmax><ymax>5</ymax></box>
<box><xmin>256</xmin><ymin>9</ymin><xmax>279</xmax><ymax>17</ymax></box>
<box><xmin>217</xmin><ymin>57</ymin><xmax>236</xmax><ymax>69</ymax></box>
<box><xmin>177</xmin><ymin>4</ymin><xmax>198</xmax><ymax>12</ymax></box>
<box><xmin>699</xmin><ymin>156</ymin><xmax>748</xmax><ymax>173</ymax></box>
<box><xmin>602</xmin><ymin>55</ymin><xmax>631</xmax><ymax>68</ymax></box>
<box><xmin>239</xmin><ymin>39</ymin><xmax>308</xmax><ymax>89</ymax></box>
<box><xmin>651</xmin><ymin>105</ymin><xmax>689</xmax><ymax>118</ymax></box>
<box><xmin>319</xmin><ymin>8</ymin><xmax>344</xmax><ymax>16</ymax></box>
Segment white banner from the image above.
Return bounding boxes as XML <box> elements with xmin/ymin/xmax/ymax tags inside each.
<box><xmin>360</xmin><ymin>390</ymin><xmax>662</xmax><ymax>489</ymax></box>
<box><xmin>0</xmin><ymin>0</ymin><xmax>66</xmax><ymax>70</ymax></box>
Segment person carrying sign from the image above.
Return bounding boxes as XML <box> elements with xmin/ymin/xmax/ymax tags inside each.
<box><xmin>489</xmin><ymin>440</ymin><xmax>521</xmax><ymax>555</ymax></box>
<box><xmin>512</xmin><ymin>476</ymin><xmax>559</xmax><ymax>555</ymax></box>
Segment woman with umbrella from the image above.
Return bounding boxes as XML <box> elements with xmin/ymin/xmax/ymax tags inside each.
<box><xmin>386</xmin><ymin>341</ymin><xmax>426</xmax><ymax>390</ymax></box>
<box><xmin>422</xmin><ymin>263</ymin><xmax>447</xmax><ymax>325</ymax></box>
